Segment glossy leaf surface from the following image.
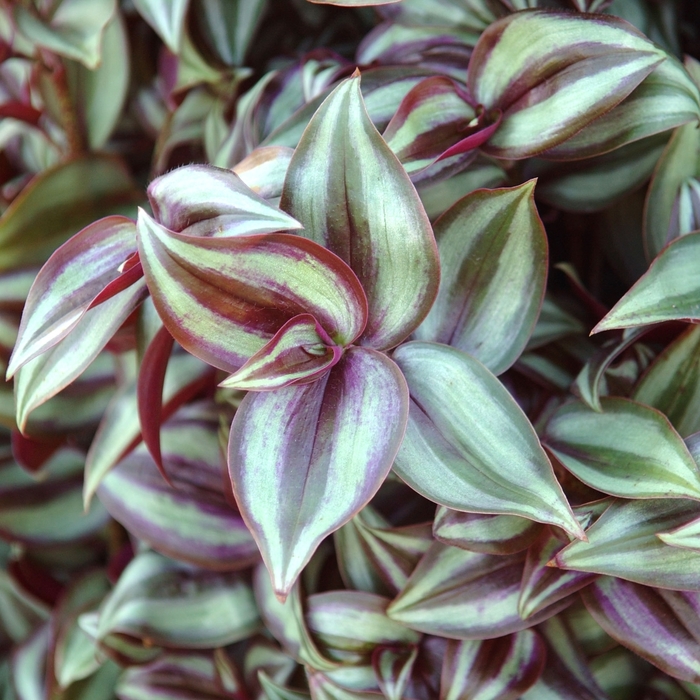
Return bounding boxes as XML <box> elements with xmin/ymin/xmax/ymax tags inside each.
<box><xmin>583</xmin><ymin>577</ymin><xmax>700</xmax><ymax>683</ymax></box>
<box><xmin>137</xmin><ymin>212</ymin><xmax>367</xmax><ymax>372</ymax></box>
<box><xmin>97</xmin><ymin>404</ymin><xmax>259</xmax><ymax>570</ymax></box>
<box><xmin>594</xmin><ymin>232</ymin><xmax>700</xmax><ymax>332</ymax></box>
<box><xmin>393</xmin><ymin>342</ymin><xmax>583</xmax><ymax>538</ymax></box>
<box><xmin>543</xmin><ymin>397</ymin><xmax>700</xmax><ymax>499</ymax></box>
<box><xmin>440</xmin><ymin>630</ymin><xmax>545</xmax><ymax>700</ymax></box>
<box><xmin>280</xmin><ymin>73</ymin><xmax>439</xmax><ymax>351</ymax></box>
<box><xmin>96</xmin><ymin>551</ymin><xmax>260</xmax><ymax>648</ymax></box>
<box><xmin>414</xmin><ymin>182</ymin><xmax>547</xmax><ymax>374</ymax></box>
<box><xmin>229</xmin><ymin>346</ymin><xmax>408</xmax><ymax>598</ymax></box>
<box><xmin>633</xmin><ymin>325</ymin><xmax>700</xmax><ymax>436</ymax></box>
<box><xmin>147</xmin><ymin>164</ymin><xmax>302</xmax><ymax>237</ymax></box>
<box><xmin>433</xmin><ymin>507</ymin><xmax>542</xmax><ymax>555</ymax></box>
<box><xmin>387</xmin><ymin>542</ymin><xmax>572</xmax><ymax>640</ymax></box>
<box><xmin>555</xmin><ymin>499</ymin><xmax>700</xmax><ymax>590</ymax></box>
<box><xmin>219</xmin><ymin>314</ymin><xmax>342</xmax><ymax>391</ymax></box>
<box><xmin>468</xmin><ymin>10</ymin><xmax>664</xmax><ymax>158</ymax></box>
<box><xmin>8</xmin><ymin>216</ymin><xmax>136</xmax><ymax>377</ymax></box>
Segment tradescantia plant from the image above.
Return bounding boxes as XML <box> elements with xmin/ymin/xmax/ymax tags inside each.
<box><xmin>5</xmin><ymin>0</ymin><xmax>700</xmax><ymax>697</ymax></box>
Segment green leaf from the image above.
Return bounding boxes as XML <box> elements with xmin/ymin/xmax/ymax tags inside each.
<box><xmin>574</xmin><ymin>328</ymin><xmax>647</xmax><ymax>412</ymax></box>
<box><xmin>147</xmin><ymin>164</ymin><xmax>302</xmax><ymax>237</ymax></box>
<box><xmin>97</xmin><ymin>550</ymin><xmax>260</xmax><ymax>648</ymax></box>
<box><xmin>229</xmin><ymin>347</ymin><xmax>408</xmax><ymax>598</ymax></box>
<box><xmin>554</xmin><ymin>498</ymin><xmax>700</xmax><ymax>590</ymax></box>
<box><xmin>306</xmin><ymin>592</ymin><xmax>420</xmax><ymax>661</ymax></box>
<box><xmin>414</xmin><ymin>182</ymin><xmax>547</xmax><ymax>374</ymax></box>
<box><xmin>14</xmin><ymin>282</ymin><xmax>146</xmax><ymax>431</ymax></box>
<box><xmin>543</xmin><ymin>397</ymin><xmax>700</xmax><ymax>500</ymax></box>
<box><xmin>583</xmin><ymin>577</ymin><xmax>700</xmax><ymax>684</ymax></box>
<box><xmin>387</xmin><ymin>542</ymin><xmax>573</xmax><ymax>640</ymax></box>
<box><xmin>440</xmin><ymin>631</ymin><xmax>545</xmax><ymax>700</ymax></box>
<box><xmin>14</xmin><ymin>0</ymin><xmax>116</xmax><ymax>69</ymax></box>
<box><xmin>259</xmin><ymin>672</ymin><xmax>312</xmax><ymax>700</ymax></box>
<box><xmin>132</xmin><ymin>0</ymin><xmax>189</xmax><ymax>53</ymax></box>
<box><xmin>334</xmin><ymin>507</ymin><xmax>432</xmax><ymax>596</ymax></box>
<box><xmin>280</xmin><ymin>72</ymin><xmax>439</xmax><ymax>351</ymax></box>
<box><xmin>372</xmin><ymin>646</ymin><xmax>417</xmax><ymax>700</ymax></box>
<box><xmin>392</xmin><ymin>342</ymin><xmax>584</xmax><ymax>538</ymax></box>
<box><xmin>65</xmin><ymin>9</ymin><xmax>130</xmax><ymax>150</ymax></box>
<box><xmin>594</xmin><ymin>232</ymin><xmax>700</xmax><ymax>332</ymax></box>
<box><xmin>0</xmin><ymin>156</ymin><xmax>138</xmax><ymax>273</ymax></box>
<box><xmin>306</xmin><ymin>671</ymin><xmax>380</xmax><ymax>699</ymax></box>
<box><xmin>8</xmin><ymin>216</ymin><xmax>137</xmax><ymax>378</ymax></box>
<box><xmin>541</xmin><ymin>56</ymin><xmax>700</xmax><ymax>160</ymax></box>
<box><xmin>634</xmin><ymin>325</ymin><xmax>700</xmax><ymax>436</ymax></box>
<box><xmin>433</xmin><ymin>507</ymin><xmax>542</xmax><ymax>556</ymax></box>
<box><xmin>469</xmin><ymin>10</ymin><xmax>665</xmax><ymax>159</ymax></box>
<box><xmin>644</xmin><ymin>122</ymin><xmax>700</xmax><ymax>259</ymax></box>
<box><xmin>137</xmin><ymin>212</ymin><xmax>368</xmax><ymax>372</ymax></box>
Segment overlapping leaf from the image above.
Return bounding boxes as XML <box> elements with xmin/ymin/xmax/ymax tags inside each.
<box><xmin>229</xmin><ymin>347</ymin><xmax>408</xmax><ymax>598</ymax></box>
<box><xmin>554</xmin><ymin>498</ymin><xmax>700</xmax><ymax>590</ymax></box>
<box><xmin>392</xmin><ymin>342</ymin><xmax>583</xmax><ymax>538</ymax></box>
<box><xmin>468</xmin><ymin>10</ymin><xmax>666</xmax><ymax>158</ymax></box>
<box><xmin>543</xmin><ymin>397</ymin><xmax>700</xmax><ymax>499</ymax></box>
<box><xmin>583</xmin><ymin>577</ymin><xmax>700</xmax><ymax>683</ymax></box>
<box><xmin>633</xmin><ymin>325</ymin><xmax>700</xmax><ymax>436</ymax></box>
<box><xmin>440</xmin><ymin>631</ymin><xmax>545</xmax><ymax>700</ymax></box>
<box><xmin>280</xmin><ymin>72</ymin><xmax>439</xmax><ymax>351</ymax></box>
<box><xmin>147</xmin><ymin>164</ymin><xmax>302</xmax><ymax>237</ymax></box>
<box><xmin>132</xmin><ymin>0</ymin><xmax>189</xmax><ymax>53</ymax></box>
<box><xmin>594</xmin><ymin>232</ymin><xmax>700</xmax><ymax>332</ymax></box>
<box><xmin>97</xmin><ymin>404</ymin><xmax>259</xmax><ymax>570</ymax></box>
<box><xmin>387</xmin><ymin>542</ymin><xmax>573</xmax><ymax>639</ymax></box>
<box><xmin>433</xmin><ymin>507</ymin><xmax>542</xmax><ymax>555</ymax></box>
<box><xmin>137</xmin><ymin>212</ymin><xmax>368</xmax><ymax>372</ymax></box>
<box><xmin>414</xmin><ymin>182</ymin><xmax>547</xmax><ymax>374</ymax></box>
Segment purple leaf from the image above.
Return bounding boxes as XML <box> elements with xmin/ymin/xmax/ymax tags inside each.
<box><xmin>440</xmin><ymin>630</ymin><xmax>546</xmax><ymax>700</ymax></box>
<box><xmin>219</xmin><ymin>314</ymin><xmax>343</xmax><ymax>391</ymax></box>
<box><xmin>97</xmin><ymin>403</ymin><xmax>259</xmax><ymax>571</ymax></box>
<box><xmin>147</xmin><ymin>163</ymin><xmax>302</xmax><ymax>237</ymax></box>
<box><xmin>137</xmin><ymin>211</ymin><xmax>368</xmax><ymax>372</ymax></box>
<box><xmin>8</xmin><ymin>215</ymin><xmax>137</xmax><ymax>378</ymax></box>
<box><xmin>229</xmin><ymin>346</ymin><xmax>408</xmax><ymax>599</ymax></box>
<box><xmin>280</xmin><ymin>71</ymin><xmax>439</xmax><ymax>351</ymax></box>
<box><xmin>583</xmin><ymin>577</ymin><xmax>700</xmax><ymax>683</ymax></box>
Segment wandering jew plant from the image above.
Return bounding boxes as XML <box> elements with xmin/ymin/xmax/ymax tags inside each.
<box><xmin>3</xmin><ymin>0</ymin><xmax>700</xmax><ymax>697</ymax></box>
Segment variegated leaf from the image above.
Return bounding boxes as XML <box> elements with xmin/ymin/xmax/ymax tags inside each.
<box><xmin>469</xmin><ymin>10</ymin><xmax>665</xmax><ymax>159</ymax></box>
<box><xmin>644</xmin><ymin>122</ymin><xmax>700</xmax><ymax>259</ymax></box>
<box><xmin>392</xmin><ymin>342</ymin><xmax>583</xmax><ymax>538</ymax></box>
<box><xmin>97</xmin><ymin>550</ymin><xmax>260</xmax><ymax>649</ymax></box>
<box><xmin>633</xmin><ymin>325</ymin><xmax>700</xmax><ymax>436</ymax></box>
<box><xmin>440</xmin><ymin>630</ymin><xmax>545</xmax><ymax>700</ymax></box>
<box><xmin>306</xmin><ymin>671</ymin><xmax>381</xmax><ymax>699</ymax></box>
<box><xmin>594</xmin><ymin>232</ymin><xmax>700</xmax><ymax>332</ymax></box>
<box><xmin>554</xmin><ymin>498</ymin><xmax>700</xmax><ymax>590</ymax></box>
<box><xmin>543</xmin><ymin>397</ymin><xmax>700</xmax><ymax>500</ymax></box>
<box><xmin>219</xmin><ymin>314</ymin><xmax>342</xmax><ymax>391</ymax></box>
<box><xmin>583</xmin><ymin>577</ymin><xmax>700</xmax><ymax>683</ymax></box>
<box><xmin>230</xmin><ymin>347</ymin><xmax>408</xmax><ymax>598</ymax></box>
<box><xmin>372</xmin><ymin>646</ymin><xmax>417</xmax><ymax>700</ymax></box>
<box><xmin>259</xmin><ymin>672</ymin><xmax>312</xmax><ymax>700</ymax></box>
<box><xmin>7</xmin><ymin>216</ymin><xmax>136</xmax><ymax>377</ymax></box>
<box><xmin>334</xmin><ymin>507</ymin><xmax>432</xmax><ymax>596</ymax></box>
<box><xmin>137</xmin><ymin>212</ymin><xmax>367</xmax><ymax>372</ymax></box>
<box><xmin>541</xmin><ymin>56</ymin><xmax>700</xmax><ymax>160</ymax></box>
<box><xmin>280</xmin><ymin>72</ymin><xmax>439</xmax><ymax>351</ymax></box>
<box><xmin>414</xmin><ymin>182</ymin><xmax>547</xmax><ymax>374</ymax></box>
<box><xmin>233</xmin><ymin>146</ymin><xmax>294</xmax><ymax>200</ymax></box>
<box><xmin>306</xmin><ymin>592</ymin><xmax>420</xmax><ymax>663</ymax></box>
<box><xmin>132</xmin><ymin>0</ymin><xmax>189</xmax><ymax>53</ymax></box>
<box><xmin>14</xmin><ymin>280</ymin><xmax>147</xmax><ymax>431</ymax></box>
<box><xmin>387</xmin><ymin>542</ymin><xmax>573</xmax><ymax>640</ymax></box>
<box><xmin>147</xmin><ymin>164</ymin><xmax>302</xmax><ymax>237</ymax></box>
<box><xmin>97</xmin><ymin>404</ymin><xmax>259</xmax><ymax>570</ymax></box>
<box><xmin>433</xmin><ymin>507</ymin><xmax>542</xmax><ymax>556</ymax></box>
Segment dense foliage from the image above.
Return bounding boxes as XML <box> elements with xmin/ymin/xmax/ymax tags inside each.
<box><xmin>2</xmin><ymin>0</ymin><xmax>700</xmax><ymax>697</ymax></box>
